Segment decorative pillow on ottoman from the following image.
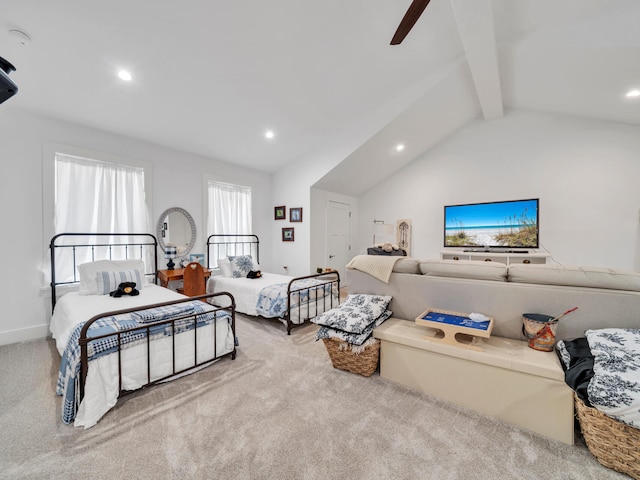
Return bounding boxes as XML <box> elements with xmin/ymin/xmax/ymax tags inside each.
<box><xmin>312</xmin><ymin>294</ymin><xmax>392</xmax><ymax>334</ymax></box>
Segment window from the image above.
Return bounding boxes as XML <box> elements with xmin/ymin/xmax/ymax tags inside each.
<box><xmin>206</xmin><ymin>180</ymin><xmax>252</xmax><ymax>237</ymax></box>
<box><xmin>55</xmin><ymin>153</ymin><xmax>149</xmax><ymax>234</ymax></box>
<box><xmin>50</xmin><ymin>153</ymin><xmax>151</xmax><ymax>281</ymax></box>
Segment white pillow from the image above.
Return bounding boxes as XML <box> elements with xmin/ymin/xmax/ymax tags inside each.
<box><xmin>95</xmin><ymin>269</ymin><xmax>143</xmax><ymax>295</ymax></box>
<box><xmin>217</xmin><ymin>258</ymin><xmax>232</xmax><ymax>277</ymax></box>
<box><xmin>78</xmin><ymin>259</ymin><xmax>146</xmax><ymax>295</ymax></box>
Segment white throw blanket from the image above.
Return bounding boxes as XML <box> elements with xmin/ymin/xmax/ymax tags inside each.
<box><xmin>346</xmin><ymin>255</ymin><xmax>402</xmax><ymax>283</ymax></box>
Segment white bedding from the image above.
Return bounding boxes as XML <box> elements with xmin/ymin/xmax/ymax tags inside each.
<box><xmin>50</xmin><ymin>284</ymin><xmax>235</xmax><ymax>428</ymax></box>
<box><xmin>51</xmin><ymin>284</ymin><xmax>190</xmax><ymax>354</ymax></box>
<box><xmin>206</xmin><ymin>273</ymin><xmax>337</xmax><ymax>325</ymax></box>
<box><xmin>206</xmin><ymin>273</ymin><xmax>292</xmax><ymax>316</ymax></box>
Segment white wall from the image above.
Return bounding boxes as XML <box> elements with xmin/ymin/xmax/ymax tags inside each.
<box><xmin>270</xmin><ymin>155</ymin><xmax>337</xmax><ymax>277</ymax></box>
<box><xmin>268</xmin><ymin>68</ymin><xmax>451</xmax><ymax>277</ymax></box>
<box><xmin>0</xmin><ymin>108</ymin><xmax>271</xmax><ymax>346</ymax></box>
<box><xmin>357</xmin><ymin>110</ymin><xmax>640</xmax><ymax>270</ymax></box>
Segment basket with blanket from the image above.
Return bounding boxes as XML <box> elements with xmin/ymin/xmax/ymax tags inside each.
<box><xmin>312</xmin><ymin>294</ymin><xmax>392</xmax><ymax>377</ymax></box>
<box><xmin>556</xmin><ymin>328</ymin><xmax>640</xmax><ymax>479</ymax></box>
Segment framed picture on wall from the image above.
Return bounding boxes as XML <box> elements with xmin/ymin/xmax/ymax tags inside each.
<box><xmin>290</xmin><ymin>207</ymin><xmax>302</xmax><ymax>222</ymax></box>
<box><xmin>189</xmin><ymin>253</ymin><xmax>205</xmax><ymax>267</ymax></box>
<box><xmin>274</xmin><ymin>205</ymin><xmax>286</xmax><ymax>220</ymax></box>
<box><xmin>282</xmin><ymin>227</ymin><xmax>294</xmax><ymax>242</ymax></box>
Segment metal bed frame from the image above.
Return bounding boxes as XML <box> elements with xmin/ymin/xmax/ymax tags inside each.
<box><xmin>207</xmin><ymin>234</ymin><xmax>340</xmax><ymax>334</ymax></box>
<box><xmin>50</xmin><ymin>233</ymin><xmax>236</xmax><ymax>416</ymax></box>
<box><xmin>50</xmin><ymin>233</ymin><xmax>159</xmax><ymax>311</ymax></box>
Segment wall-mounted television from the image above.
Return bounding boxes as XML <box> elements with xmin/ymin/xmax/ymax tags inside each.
<box><xmin>444</xmin><ymin>198</ymin><xmax>539</xmax><ymax>249</ymax></box>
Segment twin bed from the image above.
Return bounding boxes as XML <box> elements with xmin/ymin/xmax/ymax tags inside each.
<box><xmin>205</xmin><ymin>234</ymin><xmax>340</xmax><ymax>334</ymax></box>
<box><xmin>49</xmin><ymin>233</ymin><xmax>236</xmax><ymax>428</ymax></box>
<box><xmin>49</xmin><ymin>232</ymin><xmax>340</xmax><ymax>427</ymax></box>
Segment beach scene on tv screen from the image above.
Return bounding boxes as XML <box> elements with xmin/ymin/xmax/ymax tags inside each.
<box><xmin>445</xmin><ymin>199</ymin><xmax>538</xmax><ymax>247</ymax></box>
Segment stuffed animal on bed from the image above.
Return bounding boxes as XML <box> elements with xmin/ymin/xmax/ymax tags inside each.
<box><xmin>109</xmin><ymin>282</ymin><xmax>140</xmax><ymax>297</ymax></box>
<box><xmin>246</xmin><ymin>270</ymin><xmax>262</xmax><ymax>279</ymax></box>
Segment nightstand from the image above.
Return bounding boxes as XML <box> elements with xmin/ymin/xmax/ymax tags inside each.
<box><xmin>157</xmin><ymin>267</ymin><xmax>211</xmax><ymax>288</ymax></box>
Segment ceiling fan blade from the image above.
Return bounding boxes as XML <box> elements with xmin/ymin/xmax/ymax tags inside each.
<box><xmin>390</xmin><ymin>0</ymin><xmax>431</xmax><ymax>45</ymax></box>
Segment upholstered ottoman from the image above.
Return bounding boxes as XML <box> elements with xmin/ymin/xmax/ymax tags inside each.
<box><xmin>374</xmin><ymin>318</ymin><xmax>574</xmax><ymax>444</ymax></box>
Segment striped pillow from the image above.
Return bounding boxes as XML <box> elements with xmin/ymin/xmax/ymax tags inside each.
<box><xmin>96</xmin><ymin>269</ymin><xmax>143</xmax><ymax>295</ymax></box>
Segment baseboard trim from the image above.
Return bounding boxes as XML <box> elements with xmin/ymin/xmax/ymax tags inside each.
<box><xmin>0</xmin><ymin>324</ymin><xmax>49</xmax><ymax>346</ymax></box>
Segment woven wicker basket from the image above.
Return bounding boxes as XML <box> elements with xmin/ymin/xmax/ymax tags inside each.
<box><xmin>574</xmin><ymin>394</ymin><xmax>640</xmax><ymax>479</ymax></box>
<box><xmin>322</xmin><ymin>338</ymin><xmax>380</xmax><ymax>377</ymax></box>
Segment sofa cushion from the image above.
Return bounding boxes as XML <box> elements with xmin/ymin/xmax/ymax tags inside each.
<box><xmin>508</xmin><ymin>264</ymin><xmax>640</xmax><ymax>291</ymax></box>
<box><xmin>419</xmin><ymin>259</ymin><xmax>508</xmax><ymax>282</ymax></box>
<box><xmin>392</xmin><ymin>258</ymin><xmax>421</xmax><ymax>274</ymax></box>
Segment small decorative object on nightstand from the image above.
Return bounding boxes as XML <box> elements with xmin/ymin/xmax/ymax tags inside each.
<box><xmin>165</xmin><ymin>245</ymin><xmax>177</xmax><ymax>270</ymax></box>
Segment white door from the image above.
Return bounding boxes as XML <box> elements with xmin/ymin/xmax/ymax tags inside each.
<box><xmin>326</xmin><ymin>201</ymin><xmax>351</xmax><ymax>284</ymax></box>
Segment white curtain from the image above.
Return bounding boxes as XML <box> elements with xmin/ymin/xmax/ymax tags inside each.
<box><xmin>55</xmin><ymin>154</ymin><xmax>149</xmax><ymax>234</ymax></box>
<box><xmin>207</xmin><ymin>181</ymin><xmax>252</xmax><ymax>236</ymax></box>
<box><xmin>53</xmin><ymin>154</ymin><xmax>150</xmax><ymax>281</ymax></box>
<box><xmin>207</xmin><ymin>181</ymin><xmax>252</xmax><ymax>260</ymax></box>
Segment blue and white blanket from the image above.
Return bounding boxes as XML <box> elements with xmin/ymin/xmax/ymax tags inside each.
<box><xmin>56</xmin><ymin>301</ymin><xmax>230</xmax><ymax>424</ymax></box>
<box><xmin>255</xmin><ymin>278</ymin><xmax>335</xmax><ymax>320</ymax></box>
<box><xmin>557</xmin><ymin>328</ymin><xmax>640</xmax><ymax>429</ymax></box>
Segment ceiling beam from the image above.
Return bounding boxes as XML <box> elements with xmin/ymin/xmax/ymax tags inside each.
<box><xmin>450</xmin><ymin>0</ymin><xmax>503</xmax><ymax>120</ymax></box>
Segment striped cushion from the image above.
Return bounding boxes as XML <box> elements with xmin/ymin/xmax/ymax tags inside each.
<box><xmin>95</xmin><ymin>269</ymin><xmax>143</xmax><ymax>295</ymax></box>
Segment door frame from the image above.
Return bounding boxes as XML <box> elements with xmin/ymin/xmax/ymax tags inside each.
<box><xmin>325</xmin><ymin>200</ymin><xmax>351</xmax><ymax>285</ymax></box>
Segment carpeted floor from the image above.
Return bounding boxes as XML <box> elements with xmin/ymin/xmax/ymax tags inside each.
<box><xmin>0</xmin><ymin>314</ymin><xmax>627</xmax><ymax>480</ymax></box>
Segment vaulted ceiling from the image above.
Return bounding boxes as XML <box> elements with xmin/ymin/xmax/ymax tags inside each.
<box><xmin>2</xmin><ymin>1</ymin><xmax>639</xmax><ymax>194</ymax></box>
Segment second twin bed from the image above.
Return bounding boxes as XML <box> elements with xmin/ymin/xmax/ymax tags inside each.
<box><xmin>205</xmin><ymin>234</ymin><xmax>341</xmax><ymax>334</ymax></box>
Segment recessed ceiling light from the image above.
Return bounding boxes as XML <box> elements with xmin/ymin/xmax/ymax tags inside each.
<box><xmin>626</xmin><ymin>89</ymin><xmax>640</xmax><ymax>98</ymax></box>
<box><xmin>265</xmin><ymin>130</ymin><xmax>275</xmax><ymax>139</ymax></box>
<box><xmin>395</xmin><ymin>144</ymin><xmax>405</xmax><ymax>152</ymax></box>
<box><xmin>118</xmin><ymin>70</ymin><xmax>132</xmax><ymax>82</ymax></box>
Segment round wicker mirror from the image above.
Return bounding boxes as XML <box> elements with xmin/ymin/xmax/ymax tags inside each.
<box><xmin>157</xmin><ymin>207</ymin><xmax>196</xmax><ymax>261</ymax></box>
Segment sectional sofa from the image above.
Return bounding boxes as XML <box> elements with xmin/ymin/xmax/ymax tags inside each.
<box><xmin>347</xmin><ymin>258</ymin><xmax>640</xmax><ymax>341</ymax></box>
<box><xmin>345</xmin><ymin>257</ymin><xmax>640</xmax><ymax>444</ymax></box>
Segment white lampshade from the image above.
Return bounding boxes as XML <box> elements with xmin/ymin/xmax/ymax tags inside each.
<box><xmin>374</xmin><ymin>223</ymin><xmax>394</xmax><ymax>236</ymax></box>
<box><xmin>372</xmin><ymin>221</ymin><xmax>395</xmax><ymax>245</ymax></box>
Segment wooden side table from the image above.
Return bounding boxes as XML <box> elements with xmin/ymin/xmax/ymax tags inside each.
<box><xmin>157</xmin><ymin>267</ymin><xmax>211</xmax><ymax>288</ymax></box>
